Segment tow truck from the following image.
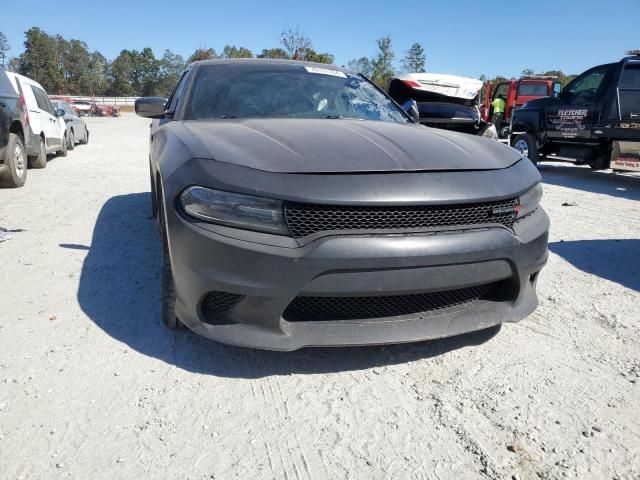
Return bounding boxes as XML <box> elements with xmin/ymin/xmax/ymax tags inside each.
<box><xmin>510</xmin><ymin>51</ymin><xmax>640</xmax><ymax>171</ymax></box>
<box><xmin>482</xmin><ymin>76</ymin><xmax>562</xmax><ymax>138</ymax></box>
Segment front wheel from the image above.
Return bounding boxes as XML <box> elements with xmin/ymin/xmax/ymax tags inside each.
<box><xmin>67</xmin><ymin>130</ymin><xmax>75</xmax><ymax>150</ymax></box>
<box><xmin>79</xmin><ymin>127</ymin><xmax>89</xmax><ymax>145</ymax></box>
<box><xmin>512</xmin><ymin>133</ymin><xmax>539</xmax><ymax>165</ymax></box>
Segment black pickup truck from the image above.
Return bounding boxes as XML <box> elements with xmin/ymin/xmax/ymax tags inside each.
<box><xmin>0</xmin><ymin>67</ymin><xmax>29</xmax><ymax>187</ymax></box>
<box><xmin>511</xmin><ymin>51</ymin><xmax>640</xmax><ymax>171</ymax></box>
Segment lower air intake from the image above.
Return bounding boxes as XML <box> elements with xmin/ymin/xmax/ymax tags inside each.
<box><xmin>283</xmin><ymin>282</ymin><xmax>505</xmax><ymax>322</ymax></box>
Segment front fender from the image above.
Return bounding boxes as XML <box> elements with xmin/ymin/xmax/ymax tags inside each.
<box><xmin>511</xmin><ymin>107</ymin><xmax>543</xmax><ymax>134</ymax></box>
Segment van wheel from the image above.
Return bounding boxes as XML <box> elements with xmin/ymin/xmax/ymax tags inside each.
<box><xmin>57</xmin><ymin>134</ymin><xmax>68</xmax><ymax>157</ymax></box>
<box><xmin>0</xmin><ymin>134</ymin><xmax>28</xmax><ymax>188</ymax></box>
<box><xmin>28</xmin><ymin>137</ymin><xmax>47</xmax><ymax>169</ymax></box>
<box><xmin>159</xmin><ymin>193</ymin><xmax>182</xmax><ymax>329</ymax></box>
<box><xmin>67</xmin><ymin>130</ymin><xmax>75</xmax><ymax>150</ymax></box>
<box><xmin>512</xmin><ymin>133</ymin><xmax>539</xmax><ymax>164</ymax></box>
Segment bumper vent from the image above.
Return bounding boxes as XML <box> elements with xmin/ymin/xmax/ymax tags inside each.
<box><xmin>201</xmin><ymin>291</ymin><xmax>243</xmax><ymax>315</ymax></box>
<box><xmin>283</xmin><ymin>282</ymin><xmax>505</xmax><ymax>322</ymax></box>
<box><xmin>284</xmin><ymin>199</ymin><xmax>518</xmax><ymax>238</ymax></box>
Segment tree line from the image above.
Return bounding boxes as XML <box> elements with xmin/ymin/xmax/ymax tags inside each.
<box><xmin>0</xmin><ymin>27</ymin><xmax>575</xmax><ymax>97</ymax></box>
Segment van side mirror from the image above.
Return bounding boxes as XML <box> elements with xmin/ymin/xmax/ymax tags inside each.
<box><xmin>135</xmin><ymin>97</ymin><xmax>168</xmax><ymax>119</ymax></box>
<box><xmin>401</xmin><ymin>99</ymin><xmax>420</xmax><ymax>123</ymax></box>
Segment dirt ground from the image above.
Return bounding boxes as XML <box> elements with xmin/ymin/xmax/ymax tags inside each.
<box><xmin>0</xmin><ymin>114</ymin><xmax>639</xmax><ymax>480</ymax></box>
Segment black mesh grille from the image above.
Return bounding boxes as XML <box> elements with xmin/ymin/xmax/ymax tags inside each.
<box><xmin>284</xmin><ymin>199</ymin><xmax>518</xmax><ymax>238</ymax></box>
<box><xmin>283</xmin><ymin>282</ymin><xmax>504</xmax><ymax>322</ymax></box>
<box><xmin>201</xmin><ymin>291</ymin><xmax>243</xmax><ymax>315</ymax></box>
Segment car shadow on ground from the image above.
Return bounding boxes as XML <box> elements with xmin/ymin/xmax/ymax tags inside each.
<box><xmin>549</xmin><ymin>239</ymin><xmax>640</xmax><ymax>292</ymax></box>
<box><xmin>75</xmin><ymin>193</ymin><xmax>501</xmax><ymax>378</ymax></box>
<box><xmin>539</xmin><ymin>163</ymin><xmax>640</xmax><ymax>201</ymax></box>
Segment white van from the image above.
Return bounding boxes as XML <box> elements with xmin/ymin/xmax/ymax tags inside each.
<box><xmin>5</xmin><ymin>72</ymin><xmax>67</xmax><ymax>168</ymax></box>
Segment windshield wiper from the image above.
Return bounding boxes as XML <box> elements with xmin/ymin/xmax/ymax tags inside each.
<box><xmin>325</xmin><ymin>115</ymin><xmax>343</xmax><ymax>119</ymax></box>
<box><xmin>219</xmin><ymin>115</ymin><xmax>239</xmax><ymax>119</ymax></box>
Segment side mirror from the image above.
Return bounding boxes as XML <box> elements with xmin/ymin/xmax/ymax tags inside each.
<box><xmin>55</xmin><ymin>108</ymin><xmax>65</xmax><ymax>118</ymax></box>
<box><xmin>135</xmin><ymin>97</ymin><xmax>168</xmax><ymax>119</ymax></box>
<box><xmin>401</xmin><ymin>99</ymin><xmax>420</xmax><ymax>123</ymax></box>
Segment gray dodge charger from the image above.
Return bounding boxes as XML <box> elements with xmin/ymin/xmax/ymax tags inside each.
<box><xmin>135</xmin><ymin>59</ymin><xmax>549</xmax><ymax>351</ymax></box>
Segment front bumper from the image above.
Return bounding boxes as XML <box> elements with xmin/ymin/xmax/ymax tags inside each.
<box><xmin>168</xmin><ymin>203</ymin><xmax>549</xmax><ymax>350</ymax></box>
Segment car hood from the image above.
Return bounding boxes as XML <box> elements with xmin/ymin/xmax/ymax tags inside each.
<box><xmin>174</xmin><ymin>119</ymin><xmax>521</xmax><ymax>173</ymax></box>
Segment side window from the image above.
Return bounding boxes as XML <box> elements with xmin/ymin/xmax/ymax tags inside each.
<box><xmin>167</xmin><ymin>71</ymin><xmax>190</xmax><ymax>113</ymax></box>
<box><xmin>493</xmin><ymin>83</ymin><xmax>508</xmax><ymax>99</ymax></box>
<box><xmin>619</xmin><ymin>62</ymin><xmax>640</xmax><ymax>89</ymax></box>
<box><xmin>63</xmin><ymin>103</ymin><xmax>75</xmax><ymax>116</ymax></box>
<box><xmin>31</xmin><ymin>86</ymin><xmax>46</xmax><ymax>110</ymax></box>
<box><xmin>32</xmin><ymin>87</ymin><xmax>56</xmax><ymax>115</ymax></box>
<box><xmin>564</xmin><ymin>66</ymin><xmax>609</xmax><ymax>101</ymax></box>
<box><xmin>0</xmin><ymin>70</ymin><xmax>16</xmax><ymax>96</ymax></box>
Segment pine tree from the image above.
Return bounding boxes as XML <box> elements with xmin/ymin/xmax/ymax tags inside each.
<box><xmin>401</xmin><ymin>43</ymin><xmax>426</xmax><ymax>73</ymax></box>
<box><xmin>371</xmin><ymin>36</ymin><xmax>395</xmax><ymax>87</ymax></box>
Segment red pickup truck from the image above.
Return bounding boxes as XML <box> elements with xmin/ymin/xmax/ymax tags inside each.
<box><xmin>482</xmin><ymin>76</ymin><xmax>562</xmax><ymax>138</ymax></box>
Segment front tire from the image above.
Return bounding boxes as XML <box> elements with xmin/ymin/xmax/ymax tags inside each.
<box><xmin>28</xmin><ymin>137</ymin><xmax>47</xmax><ymax>169</ymax></box>
<box><xmin>512</xmin><ymin>133</ymin><xmax>539</xmax><ymax>165</ymax></box>
<box><xmin>0</xmin><ymin>133</ymin><xmax>28</xmax><ymax>188</ymax></box>
<box><xmin>67</xmin><ymin>129</ymin><xmax>75</xmax><ymax>150</ymax></box>
<box><xmin>159</xmin><ymin>195</ymin><xmax>182</xmax><ymax>329</ymax></box>
<box><xmin>79</xmin><ymin>128</ymin><xmax>89</xmax><ymax>145</ymax></box>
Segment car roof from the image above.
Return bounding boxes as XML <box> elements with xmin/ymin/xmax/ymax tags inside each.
<box><xmin>5</xmin><ymin>71</ymin><xmax>46</xmax><ymax>90</ymax></box>
<box><xmin>189</xmin><ymin>58</ymin><xmax>350</xmax><ymax>73</ymax></box>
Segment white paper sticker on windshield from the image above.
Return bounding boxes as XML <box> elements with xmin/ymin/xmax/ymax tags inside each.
<box><xmin>305</xmin><ymin>66</ymin><xmax>347</xmax><ymax>78</ymax></box>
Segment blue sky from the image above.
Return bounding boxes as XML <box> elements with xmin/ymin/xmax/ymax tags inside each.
<box><xmin>2</xmin><ymin>0</ymin><xmax>638</xmax><ymax>78</ymax></box>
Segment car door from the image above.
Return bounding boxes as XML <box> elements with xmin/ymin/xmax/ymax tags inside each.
<box><xmin>546</xmin><ymin>65</ymin><xmax>612</xmax><ymax>141</ymax></box>
<box><xmin>31</xmin><ymin>86</ymin><xmax>63</xmax><ymax>149</ymax></box>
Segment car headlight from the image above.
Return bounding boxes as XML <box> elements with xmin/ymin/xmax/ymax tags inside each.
<box><xmin>517</xmin><ymin>183</ymin><xmax>543</xmax><ymax>218</ymax></box>
<box><xmin>179</xmin><ymin>186</ymin><xmax>289</xmax><ymax>235</ymax></box>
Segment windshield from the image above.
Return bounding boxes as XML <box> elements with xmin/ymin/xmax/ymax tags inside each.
<box><xmin>517</xmin><ymin>84</ymin><xmax>548</xmax><ymax>96</ymax></box>
<box><xmin>184</xmin><ymin>64</ymin><xmax>409</xmax><ymax>123</ymax></box>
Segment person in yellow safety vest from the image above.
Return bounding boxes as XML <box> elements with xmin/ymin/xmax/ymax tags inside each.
<box><xmin>491</xmin><ymin>95</ymin><xmax>506</xmax><ymax>134</ymax></box>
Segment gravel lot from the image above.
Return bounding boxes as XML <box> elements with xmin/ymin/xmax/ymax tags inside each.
<box><xmin>0</xmin><ymin>114</ymin><xmax>639</xmax><ymax>480</ymax></box>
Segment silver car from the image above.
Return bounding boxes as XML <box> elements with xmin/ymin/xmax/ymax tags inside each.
<box><xmin>52</xmin><ymin>101</ymin><xmax>90</xmax><ymax>149</ymax></box>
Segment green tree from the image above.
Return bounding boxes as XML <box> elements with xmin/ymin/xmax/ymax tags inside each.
<box><xmin>86</xmin><ymin>51</ymin><xmax>108</xmax><ymax>95</ymax></box>
<box><xmin>257</xmin><ymin>48</ymin><xmax>290</xmax><ymax>59</ymax></box>
<box><xmin>540</xmin><ymin>70</ymin><xmax>577</xmax><ymax>86</ymax></box>
<box><xmin>108</xmin><ymin>50</ymin><xmax>136</xmax><ymax>95</ymax></box>
<box><xmin>306</xmin><ymin>50</ymin><xmax>334</xmax><ymax>64</ymax></box>
<box><xmin>222</xmin><ymin>45</ymin><xmax>254</xmax><ymax>58</ymax></box>
<box><xmin>187</xmin><ymin>48</ymin><xmax>218</xmax><ymax>63</ymax></box>
<box><xmin>347</xmin><ymin>57</ymin><xmax>373</xmax><ymax>76</ymax></box>
<box><xmin>18</xmin><ymin>28</ymin><xmax>65</xmax><ymax>93</ymax></box>
<box><xmin>156</xmin><ymin>49</ymin><xmax>186</xmax><ymax>97</ymax></box>
<box><xmin>401</xmin><ymin>43</ymin><xmax>426</xmax><ymax>73</ymax></box>
<box><xmin>61</xmin><ymin>39</ymin><xmax>91</xmax><ymax>94</ymax></box>
<box><xmin>371</xmin><ymin>36</ymin><xmax>395</xmax><ymax>88</ymax></box>
<box><xmin>0</xmin><ymin>32</ymin><xmax>10</xmax><ymax>66</ymax></box>
<box><xmin>136</xmin><ymin>47</ymin><xmax>160</xmax><ymax>96</ymax></box>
